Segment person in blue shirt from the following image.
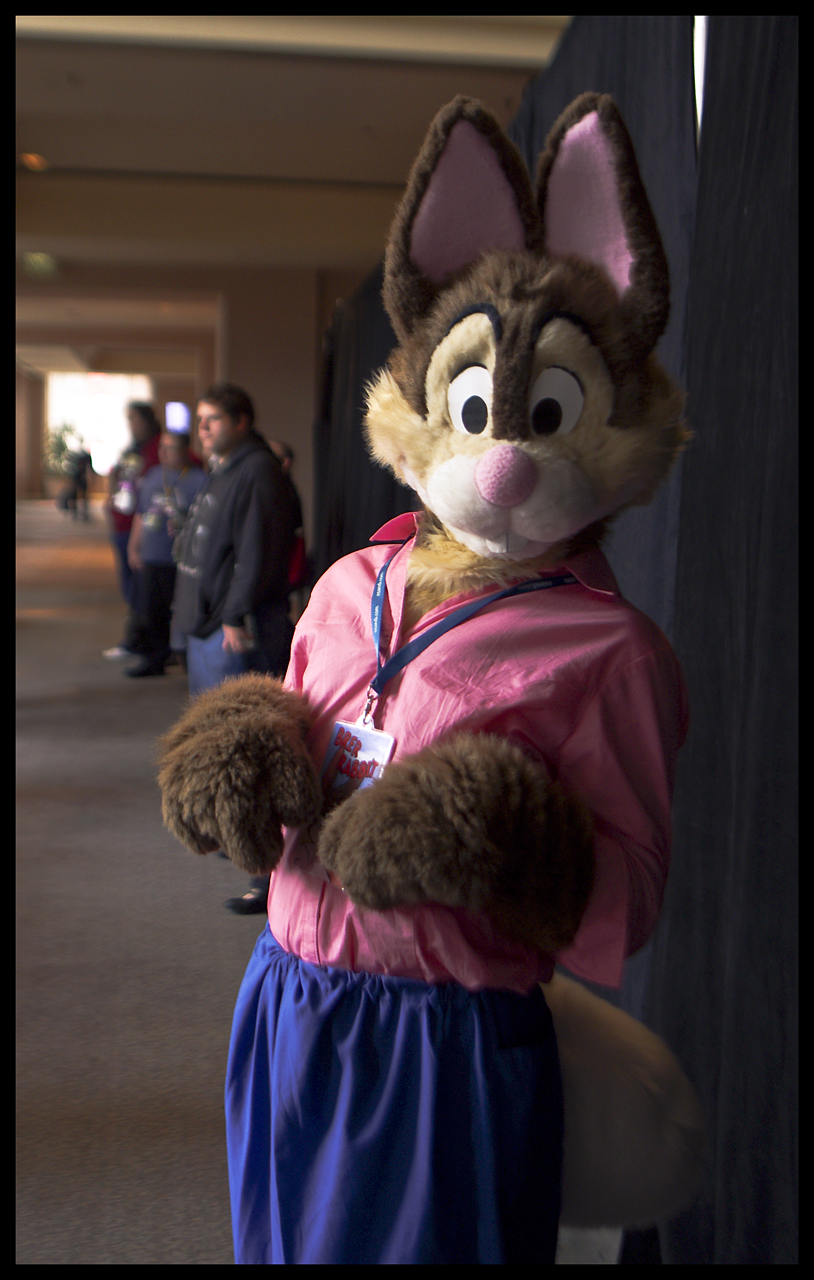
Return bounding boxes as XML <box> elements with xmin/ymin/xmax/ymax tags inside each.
<box><xmin>125</xmin><ymin>432</ymin><xmax>207</xmax><ymax>677</ymax></box>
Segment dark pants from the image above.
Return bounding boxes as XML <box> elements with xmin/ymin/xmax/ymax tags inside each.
<box><xmin>111</xmin><ymin>531</ymin><xmax>138</xmax><ymax>611</ymax></box>
<box><xmin>136</xmin><ymin>562</ymin><xmax>177</xmax><ymax>671</ymax></box>
<box><xmin>57</xmin><ymin>479</ymin><xmax>89</xmax><ymax>519</ymax></box>
<box><xmin>110</xmin><ymin>531</ymin><xmax>150</xmax><ymax>654</ymax></box>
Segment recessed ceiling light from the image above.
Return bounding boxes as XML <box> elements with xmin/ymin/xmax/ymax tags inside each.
<box><xmin>22</xmin><ymin>252</ymin><xmax>58</xmax><ymax>278</ymax></box>
<box><xmin>20</xmin><ymin>153</ymin><xmax>50</xmax><ymax>171</ymax></box>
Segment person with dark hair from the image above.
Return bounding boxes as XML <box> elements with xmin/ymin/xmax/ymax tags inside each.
<box><xmin>102</xmin><ymin>401</ymin><xmax>162</xmax><ymax>660</ymax></box>
<box><xmin>125</xmin><ymin>432</ymin><xmax>206</xmax><ymax>677</ymax></box>
<box><xmin>269</xmin><ymin>441</ymin><xmax>302</xmax><ymax>527</ymax></box>
<box><xmin>198</xmin><ymin>381</ymin><xmax>256</xmax><ymax>430</ymax></box>
<box><xmin>171</xmin><ymin>383</ymin><xmax>299</xmax><ymax>913</ymax></box>
<box><xmin>56</xmin><ymin>434</ymin><xmax>93</xmax><ymax>521</ymax></box>
<box><xmin>270</xmin><ymin>440</ymin><xmax>310</xmax><ymax>594</ymax></box>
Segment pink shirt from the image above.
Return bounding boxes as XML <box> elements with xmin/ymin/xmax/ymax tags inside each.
<box><xmin>269</xmin><ymin>513</ymin><xmax>688</xmax><ymax>993</ymax></box>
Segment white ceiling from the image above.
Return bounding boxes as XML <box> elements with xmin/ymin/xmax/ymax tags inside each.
<box><xmin>16</xmin><ymin>16</ymin><xmax>571</xmax><ymax>373</ymax></box>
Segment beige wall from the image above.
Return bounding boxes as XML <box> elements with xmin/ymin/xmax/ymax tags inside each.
<box><xmin>16</xmin><ymin>366</ymin><xmax>45</xmax><ymax>497</ymax></box>
<box><xmin>216</xmin><ymin>266</ymin><xmax>317</xmax><ymax>536</ymax></box>
<box><xmin>16</xmin><ymin>259</ymin><xmax>373</xmax><ymax>541</ymax></box>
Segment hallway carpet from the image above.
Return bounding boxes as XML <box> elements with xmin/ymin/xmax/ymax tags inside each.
<box><xmin>16</xmin><ymin>501</ymin><xmax>265</xmax><ymax>1265</ymax></box>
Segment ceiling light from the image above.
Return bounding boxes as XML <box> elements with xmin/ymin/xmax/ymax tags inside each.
<box><xmin>22</xmin><ymin>252</ymin><xmax>58</xmax><ymax>278</ymax></box>
<box><xmin>20</xmin><ymin>153</ymin><xmax>50</xmax><ymax>171</ymax></box>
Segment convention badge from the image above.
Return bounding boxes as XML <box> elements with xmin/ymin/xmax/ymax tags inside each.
<box><xmin>319</xmin><ymin>719</ymin><xmax>396</xmax><ymax>801</ymax></box>
<box><xmin>112</xmin><ymin>482</ymin><xmax>136</xmax><ymax>515</ymax></box>
<box><xmin>292</xmin><ymin>718</ymin><xmax>396</xmax><ymax>885</ymax></box>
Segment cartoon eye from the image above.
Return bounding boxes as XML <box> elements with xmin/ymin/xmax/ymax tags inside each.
<box><xmin>529</xmin><ymin>366</ymin><xmax>584</xmax><ymax>436</ymax></box>
<box><xmin>447</xmin><ymin>365</ymin><xmax>492</xmax><ymax>435</ymax></box>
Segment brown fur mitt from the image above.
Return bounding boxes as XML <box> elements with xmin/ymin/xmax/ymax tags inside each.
<box><xmin>157</xmin><ymin>673</ymin><xmax>321</xmax><ymax>874</ymax></box>
<box><xmin>317</xmin><ymin>732</ymin><xmax>594</xmax><ymax>952</ymax></box>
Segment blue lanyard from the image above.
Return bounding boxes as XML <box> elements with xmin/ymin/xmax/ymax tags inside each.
<box><xmin>369</xmin><ymin>544</ymin><xmax>577</xmax><ymax>700</ymax></box>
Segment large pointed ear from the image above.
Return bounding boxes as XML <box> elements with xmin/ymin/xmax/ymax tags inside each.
<box><xmin>537</xmin><ymin>93</ymin><xmax>670</xmax><ymax>357</ymax></box>
<box><xmin>383</xmin><ymin>96</ymin><xmax>543</xmax><ymax>343</ymax></box>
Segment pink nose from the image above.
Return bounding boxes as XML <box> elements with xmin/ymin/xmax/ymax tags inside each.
<box><xmin>474</xmin><ymin>445</ymin><xmax>537</xmax><ymax>508</ymax></box>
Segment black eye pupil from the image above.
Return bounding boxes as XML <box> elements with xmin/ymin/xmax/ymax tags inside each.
<box><xmin>531</xmin><ymin>398</ymin><xmax>562</xmax><ymax>435</ymax></box>
<box><xmin>461</xmin><ymin>396</ymin><xmax>488</xmax><ymax>434</ymax></box>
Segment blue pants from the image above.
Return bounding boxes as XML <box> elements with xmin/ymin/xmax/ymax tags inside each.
<box><xmin>225</xmin><ymin>927</ymin><xmax>563</xmax><ymax>1265</ymax></box>
<box><xmin>185</xmin><ymin>628</ymin><xmax>249</xmax><ymax>696</ymax></box>
<box><xmin>186</xmin><ymin>604</ymin><xmax>294</xmax><ymax>697</ymax></box>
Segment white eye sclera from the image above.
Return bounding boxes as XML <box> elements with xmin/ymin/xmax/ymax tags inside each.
<box><xmin>529</xmin><ymin>366</ymin><xmax>584</xmax><ymax>437</ymax></box>
<box><xmin>447</xmin><ymin>365</ymin><xmax>493</xmax><ymax>435</ymax></box>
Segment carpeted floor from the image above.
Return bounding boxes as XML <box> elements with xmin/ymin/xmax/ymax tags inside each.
<box><xmin>16</xmin><ymin>500</ymin><xmax>267</xmax><ymax>1265</ymax></box>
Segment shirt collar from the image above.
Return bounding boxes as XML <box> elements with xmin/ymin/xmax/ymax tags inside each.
<box><xmin>562</xmin><ymin>547</ymin><xmax>620</xmax><ymax>597</ymax></box>
<box><xmin>371</xmin><ymin>512</ymin><xmax>421</xmax><ymax>542</ymax></box>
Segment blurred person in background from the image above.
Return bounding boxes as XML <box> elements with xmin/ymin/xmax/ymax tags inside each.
<box><xmin>125</xmin><ymin>432</ymin><xmax>207</xmax><ymax>678</ymax></box>
<box><xmin>56</xmin><ymin>435</ymin><xmax>93</xmax><ymax>521</ymax></box>
<box><xmin>102</xmin><ymin>401</ymin><xmax>162</xmax><ymax>660</ymax></box>
<box><xmin>269</xmin><ymin>441</ymin><xmax>302</xmax><ymax>531</ymax></box>
<box><xmin>269</xmin><ymin>440</ymin><xmax>311</xmax><ymax>600</ymax></box>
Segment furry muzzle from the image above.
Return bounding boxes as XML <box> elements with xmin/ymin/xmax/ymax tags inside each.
<box><xmin>403</xmin><ymin>446</ymin><xmax>603</xmax><ymax>559</ymax></box>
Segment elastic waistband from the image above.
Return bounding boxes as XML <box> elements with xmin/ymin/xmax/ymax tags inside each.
<box><xmin>258</xmin><ymin>925</ymin><xmax>550</xmax><ymax>1022</ymax></box>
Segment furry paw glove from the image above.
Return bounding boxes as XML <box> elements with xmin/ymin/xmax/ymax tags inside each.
<box><xmin>317</xmin><ymin>732</ymin><xmax>595</xmax><ymax>952</ymax></box>
<box><xmin>157</xmin><ymin>674</ymin><xmax>321</xmax><ymax>874</ymax></box>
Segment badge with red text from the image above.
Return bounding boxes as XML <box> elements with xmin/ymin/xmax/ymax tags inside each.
<box><xmin>291</xmin><ymin>721</ymin><xmax>396</xmax><ymax>883</ymax></box>
<box><xmin>319</xmin><ymin>720</ymin><xmax>395</xmax><ymax>802</ymax></box>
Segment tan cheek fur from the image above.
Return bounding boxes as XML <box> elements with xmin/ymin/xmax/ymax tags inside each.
<box><xmin>363</xmin><ymin>368</ymin><xmax>428</xmax><ymax>482</ymax></box>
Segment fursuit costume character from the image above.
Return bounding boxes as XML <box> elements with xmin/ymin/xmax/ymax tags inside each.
<box><xmin>158</xmin><ymin>94</ymin><xmax>706</xmax><ymax>1264</ymax></box>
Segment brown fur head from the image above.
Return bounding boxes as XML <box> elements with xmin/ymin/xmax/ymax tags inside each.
<box><xmin>365</xmin><ymin>93</ymin><xmax>688</xmax><ymax>608</ymax></box>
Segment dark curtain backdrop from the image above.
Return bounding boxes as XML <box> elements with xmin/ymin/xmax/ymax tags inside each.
<box><xmin>312</xmin><ymin>262</ymin><xmax>419</xmax><ymax>580</ymax></box>
<box><xmin>310</xmin><ymin>14</ymin><xmax>797</xmax><ymax>1264</ymax></box>
<box><xmin>647</xmin><ymin>16</ymin><xmax>798</xmax><ymax>1267</ymax></box>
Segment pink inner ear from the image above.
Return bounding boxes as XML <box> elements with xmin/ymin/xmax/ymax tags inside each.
<box><xmin>544</xmin><ymin>112</ymin><xmax>634</xmax><ymax>296</ymax></box>
<box><xmin>409</xmin><ymin>120</ymin><xmax>528</xmax><ymax>285</ymax></box>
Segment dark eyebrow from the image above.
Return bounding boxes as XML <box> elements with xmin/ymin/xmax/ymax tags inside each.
<box><xmin>443</xmin><ymin>304</ymin><xmax>503</xmax><ymax>344</ymax></box>
<box><xmin>532</xmin><ymin>309</ymin><xmax>597</xmax><ymax>347</ymax></box>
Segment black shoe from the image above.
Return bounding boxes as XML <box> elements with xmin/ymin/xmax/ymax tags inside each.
<box><xmin>126</xmin><ymin>662</ymin><xmax>165</xmax><ymax>678</ymax></box>
<box><xmin>225</xmin><ymin>888</ymin><xmax>268</xmax><ymax>915</ymax></box>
